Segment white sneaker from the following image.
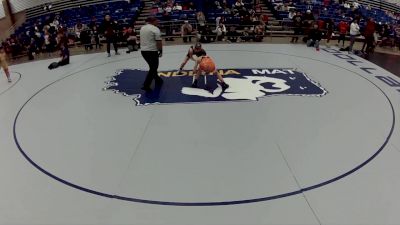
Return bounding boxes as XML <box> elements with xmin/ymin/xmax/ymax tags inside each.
<box><xmin>7</xmin><ymin>77</ymin><xmax>11</xmax><ymax>83</ymax></box>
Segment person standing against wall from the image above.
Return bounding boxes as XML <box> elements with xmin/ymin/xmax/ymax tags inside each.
<box><xmin>140</xmin><ymin>17</ymin><xmax>163</xmax><ymax>92</ymax></box>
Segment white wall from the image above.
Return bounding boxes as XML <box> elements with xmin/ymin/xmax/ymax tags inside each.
<box><xmin>0</xmin><ymin>2</ymin><xmax>5</xmax><ymax>19</ymax></box>
<box><xmin>8</xmin><ymin>0</ymin><xmax>59</xmax><ymax>13</ymax></box>
<box><xmin>386</xmin><ymin>0</ymin><xmax>400</xmax><ymax>5</ymax></box>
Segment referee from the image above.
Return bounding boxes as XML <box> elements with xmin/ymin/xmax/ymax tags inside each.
<box><xmin>140</xmin><ymin>17</ymin><xmax>163</xmax><ymax>92</ymax></box>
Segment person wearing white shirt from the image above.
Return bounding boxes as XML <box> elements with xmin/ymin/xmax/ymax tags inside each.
<box><xmin>353</xmin><ymin>0</ymin><xmax>359</xmax><ymax>9</ymax></box>
<box><xmin>140</xmin><ymin>17</ymin><xmax>163</xmax><ymax>91</ymax></box>
<box><xmin>173</xmin><ymin>3</ymin><xmax>182</xmax><ymax>11</ymax></box>
<box><xmin>181</xmin><ymin>21</ymin><xmax>193</xmax><ymax>42</ymax></box>
<box><xmin>349</xmin><ymin>19</ymin><xmax>360</xmax><ymax>52</ymax></box>
<box><xmin>215</xmin><ymin>23</ymin><xmax>227</xmax><ymax>41</ymax></box>
<box><xmin>288</xmin><ymin>10</ymin><xmax>295</xmax><ymax>19</ymax></box>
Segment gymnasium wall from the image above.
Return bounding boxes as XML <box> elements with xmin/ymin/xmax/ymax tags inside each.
<box><xmin>8</xmin><ymin>0</ymin><xmax>57</xmax><ymax>13</ymax></box>
<box><xmin>0</xmin><ymin>0</ymin><xmax>25</xmax><ymax>40</ymax></box>
<box><xmin>386</xmin><ymin>0</ymin><xmax>400</xmax><ymax>5</ymax></box>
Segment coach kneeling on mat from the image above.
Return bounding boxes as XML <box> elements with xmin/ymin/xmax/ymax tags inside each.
<box><xmin>140</xmin><ymin>17</ymin><xmax>163</xmax><ymax>92</ymax></box>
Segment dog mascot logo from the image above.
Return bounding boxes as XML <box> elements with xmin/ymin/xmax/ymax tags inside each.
<box><xmin>104</xmin><ymin>68</ymin><xmax>327</xmax><ymax>106</ymax></box>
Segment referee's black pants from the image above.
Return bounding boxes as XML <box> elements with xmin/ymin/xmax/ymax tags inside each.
<box><xmin>106</xmin><ymin>36</ymin><xmax>118</xmax><ymax>54</ymax></box>
<box><xmin>141</xmin><ymin>51</ymin><xmax>162</xmax><ymax>88</ymax></box>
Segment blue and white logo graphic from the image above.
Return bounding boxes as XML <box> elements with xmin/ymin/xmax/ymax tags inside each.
<box><xmin>104</xmin><ymin>68</ymin><xmax>327</xmax><ymax>106</ymax></box>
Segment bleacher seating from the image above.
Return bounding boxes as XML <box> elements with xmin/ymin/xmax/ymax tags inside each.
<box><xmin>204</xmin><ymin>0</ymin><xmax>254</xmax><ymax>25</ymax></box>
<box><xmin>14</xmin><ymin>0</ymin><xmax>142</xmax><ymax>37</ymax></box>
<box><xmin>26</xmin><ymin>0</ymin><xmax>132</xmax><ymax>19</ymax></box>
<box><xmin>272</xmin><ymin>0</ymin><xmax>398</xmax><ymax>25</ymax></box>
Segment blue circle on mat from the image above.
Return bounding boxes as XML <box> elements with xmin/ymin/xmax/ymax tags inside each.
<box><xmin>13</xmin><ymin>50</ymin><xmax>396</xmax><ymax>206</ymax></box>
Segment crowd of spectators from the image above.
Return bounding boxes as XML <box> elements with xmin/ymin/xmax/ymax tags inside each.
<box><xmin>0</xmin><ymin>13</ymin><xmax>143</xmax><ymax>60</ymax></box>
<box><xmin>1</xmin><ymin>15</ymin><xmax>67</xmax><ymax>60</ymax></box>
<box><xmin>155</xmin><ymin>0</ymin><xmax>269</xmax><ymax>43</ymax></box>
<box><xmin>195</xmin><ymin>0</ymin><xmax>268</xmax><ymax>43</ymax></box>
<box><xmin>0</xmin><ymin>1</ymin><xmax>143</xmax><ymax>60</ymax></box>
<box><xmin>271</xmin><ymin>0</ymin><xmax>400</xmax><ymax>53</ymax></box>
<box><xmin>1</xmin><ymin>0</ymin><xmax>400</xmax><ymax>61</ymax></box>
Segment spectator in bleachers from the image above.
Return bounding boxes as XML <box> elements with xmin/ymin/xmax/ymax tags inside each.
<box><xmin>254</xmin><ymin>22</ymin><xmax>265</xmax><ymax>42</ymax></box>
<box><xmin>380</xmin><ymin>24</ymin><xmax>396</xmax><ymax>47</ymax></box>
<box><xmin>255</xmin><ymin>2</ymin><xmax>263</xmax><ymax>15</ymax></box>
<box><xmin>196</xmin><ymin>11</ymin><xmax>206</xmax><ymax>29</ymax></box>
<box><xmin>222</xmin><ymin>6</ymin><xmax>232</xmax><ymax>15</ymax></box>
<box><xmin>227</xmin><ymin>26</ymin><xmax>240</xmax><ymax>42</ymax></box>
<box><xmin>214</xmin><ymin>1</ymin><xmax>222</xmax><ymax>10</ymax></box>
<box><xmin>241</xmin><ymin>13</ymin><xmax>253</xmax><ymax>28</ymax></box>
<box><xmin>260</xmin><ymin>13</ymin><xmax>269</xmax><ymax>25</ymax></box>
<box><xmin>288</xmin><ymin>9</ymin><xmax>296</xmax><ymax>19</ymax></box>
<box><xmin>199</xmin><ymin>25</ymin><xmax>216</xmax><ymax>43</ymax></box>
<box><xmin>181</xmin><ymin>21</ymin><xmax>194</xmax><ymax>43</ymax></box>
<box><xmin>322</xmin><ymin>7</ymin><xmax>329</xmax><ymax>16</ymax></box>
<box><xmin>325</xmin><ymin>18</ymin><xmax>334</xmax><ymax>46</ymax></box>
<box><xmin>307</xmin><ymin>22</ymin><xmax>322</xmax><ymax>51</ymax></box>
<box><xmin>281</xmin><ymin>3</ymin><xmax>290</xmax><ymax>12</ymax></box>
<box><xmin>100</xmin><ymin>14</ymin><xmax>120</xmax><ymax>57</ymax></box>
<box><xmin>173</xmin><ymin>3</ymin><xmax>182</xmax><ymax>11</ymax></box>
<box><xmin>52</xmin><ymin>16</ymin><xmax>60</xmax><ymax>30</ymax></box>
<box><xmin>337</xmin><ymin>19</ymin><xmax>348</xmax><ymax>47</ymax></box>
<box><xmin>27</xmin><ymin>38</ymin><xmax>37</xmax><ymax>60</ymax></box>
<box><xmin>361</xmin><ymin>17</ymin><xmax>376</xmax><ymax>53</ymax></box>
<box><xmin>240</xmin><ymin>27</ymin><xmax>253</xmax><ymax>42</ymax></box>
<box><xmin>74</xmin><ymin>21</ymin><xmax>86</xmax><ymax>41</ymax></box>
<box><xmin>215</xmin><ymin>22</ymin><xmax>227</xmax><ymax>41</ymax></box>
<box><xmin>163</xmin><ymin>11</ymin><xmax>174</xmax><ymax>41</ymax></box>
<box><xmin>43</xmin><ymin>30</ymin><xmax>54</xmax><ymax>56</ymax></box>
<box><xmin>291</xmin><ymin>11</ymin><xmax>303</xmax><ymax>43</ymax></box>
<box><xmin>164</xmin><ymin>4</ymin><xmax>172</xmax><ymax>13</ymax></box>
<box><xmin>124</xmin><ymin>26</ymin><xmax>138</xmax><ymax>53</ymax></box>
<box><xmin>80</xmin><ymin>28</ymin><xmax>92</xmax><ymax>51</ymax></box>
<box><xmin>306</xmin><ymin>1</ymin><xmax>313</xmax><ymax>10</ymax></box>
<box><xmin>235</xmin><ymin>0</ymin><xmax>245</xmax><ymax>9</ymax></box>
<box><xmin>91</xmin><ymin>26</ymin><xmax>101</xmax><ymax>49</ymax></box>
<box><xmin>89</xmin><ymin>17</ymin><xmax>98</xmax><ymax>30</ymax></box>
<box><xmin>184</xmin><ymin>1</ymin><xmax>195</xmax><ymax>10</ymax></box>
<box><xmin>349</xmin><ymin>18</ymin><xmax>360</xmax><ymax>52</ymax></box>
<box><xmin>216</xmin><ymin>16</ymin><xmax>224</xmax><ymax>27</ymax></box>
<box><xmin>353</xmin><ymin>0</ymin><xmax>359</xmax><ymax>9</ymax></box>
<box><xmin>303</xmin><ymin>9</ymin><xmax>315</xmax><ymax>27</ymax></box>
<box><xmin>249</xmin><ymin>12</ymin><xmax>258</xmax><ymax>25</ymax></box>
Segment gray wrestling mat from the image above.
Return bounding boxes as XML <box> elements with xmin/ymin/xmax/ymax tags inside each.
<box><xmin>1</xmin><ymin>44</ymin><xmax>400</xmax><ymax>225</ymax></box>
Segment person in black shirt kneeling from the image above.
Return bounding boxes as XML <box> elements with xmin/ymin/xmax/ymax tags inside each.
<box><xmin>307</xmin><ymin>23</ymin><xmax>322</xmax><ymax>51</ymax></box>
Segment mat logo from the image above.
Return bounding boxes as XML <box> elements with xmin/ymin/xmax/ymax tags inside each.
<box><xmin>104</xmin><ymin>68</ymin><xmax>327</xmax><ymax>106</ymax></box>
